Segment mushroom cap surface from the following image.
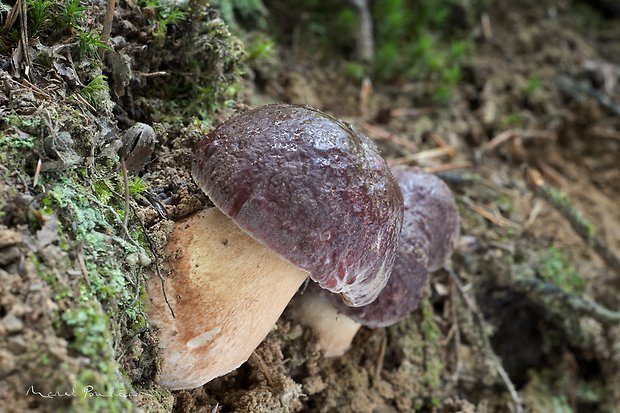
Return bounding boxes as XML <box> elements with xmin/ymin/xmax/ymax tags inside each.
<box><xmin>192</xmin><ymin>104</ymin><xmax>403</xmax><ymax>306</ymax></box>
<box><xmin>324</xmin><ymin>167</ymin><xmax>460</xmax><ymax>327</ymax></box>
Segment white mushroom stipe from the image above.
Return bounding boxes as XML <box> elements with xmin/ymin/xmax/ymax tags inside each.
<box><xmin>148</xmin><ymin>208</ymin><xmax>308</xmax><ymax>390</ymax></box>
<box><xmin>287</xmin><ymin>292</ymin><xmax>361</xmax><ymax>357</ymax></box>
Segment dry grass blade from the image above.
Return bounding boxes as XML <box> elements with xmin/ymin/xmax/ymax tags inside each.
<box><xmin>1</xmin><ymin>1</ymin><xmax>20</xmax><ymax>33</ymax></box>
<box><xmin>447</xmin><ymin>268</ymin><xmax>523</xmax><ymax>413</ymax></box>
<box><xmin>480</xmin><ymin>128</ymin><xmax>556</xmax><ymax>154</ymax></box>
<box><xmin>18</xmin><ymin>0</ymin><xmax>31</xmax><ymax>77</ymax></box>
<box><xmin>423</xmin><ymin>161</ymin><xmax>471</xmax><ymax>174</ymax></box>
<box><xmin>462</xmin><ymin>197</ymin><xmax>520</xmax><ymax>229</ymax></box>
<box><xmin>362</xmin><ymin>122</ymin><xmax>418</xmax><ymax>153</ymax></box>
<box><xmin>388</xmin><ymin>146</ymin><xmax>456</xmax><ymax>167</ymax></box>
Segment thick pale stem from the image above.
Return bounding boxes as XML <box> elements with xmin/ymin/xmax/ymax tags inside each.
<box><xmin>147</xmin><ymin>208</ymin><xmax>308</xmax><ymax>390</ymax></box>
<box><xmin>287</xmin><ymin>292</ymin><xmax>361</xmax><ymax>357</ymax></box>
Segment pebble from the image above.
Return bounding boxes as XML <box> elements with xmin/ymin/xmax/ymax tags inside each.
<box><xmin>2</xmin><ymin>313</ymin><xmax>23</xmax><ymax>334</ymax></box>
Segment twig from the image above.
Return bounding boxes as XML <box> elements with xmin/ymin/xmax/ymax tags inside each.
<box><xmin>71</xmin><ymin>92</ymin><xmax>98</xmax><ymax>113</ymax></box>
<box><xmin>18</xmin><ymin>0</ymin><xmax>31</xmax><ymax>78</ymax></box>
<box><xmin>86</xmin><ymin>192</ymin><xmax>142</xmax><ymax>251</ymax></box>
<box><xmin>32</xmin><ymin>158</ymin><xmax>42</xmax><ymax>188</ymax></box>
<box><xmin>101</xmin><ymin>0</ymin><xmax>117</xmax><ymax>45</ymax></box>
<box><xmin>449</xmin><ymin>279</ymin><xmax>463</xmax><ymax>384</ymax></box>
<box><xmin>138</xmin><ymin>213</ymin><xmax>175</xmax><ymax>319</ymax></box>
<box><xmin>480</xmin><ymin>128</ymin><xmax>556</xmax><ymax>154</ymax></box>
<box><xmin>534</xmin><ymin>159</ymin><xmax>567</xmax><ymax>188</ymax></box>
<box><xmin>447</xmin><ymin>268</ymin><xmax>523</xmax><ymax>413</ymax></box>
<box><xmin>374</xmin><ymin>329</ymin><xmax>387</xmax><ymax>380</ymax></box>
<box><xmin>388</xmin><ymin>147</ymin><xmax>456</xmax><ymax>167</ymax></box>
<box><xmin>359</xmin><ymin>77</ymin><xmax>372</xmax><ymax>119</ymax></box>
<box><xmin>362</xmin><ymin>122</ymin><xmax>418</xmax><ymax>153</ymax></box>
<box><xmin>101</xmin><ymin>180</ymin><xmax>176</xmax><ymax>319</ymax></box>
<box><xmin>462</xmin><ymin>197</ymin><xmax>520</xmax><ymax>229</ymax></box>
<box><xmin>429</xmin><ymin>132</ymin><xmax>449</xmax><ymax>149</ymax></box>
<box><xmin>121</xmin><ymin>157</ymin><xmax>130</xmax><ymax>234</ymax></box>
<box><xmin>21</xmin><ymin>78</ymin><xmax>53</xmax><ymax>100</ymax></box>
<box><xmin>389</xmin><ymin>107</ymin><xmax>434</xmax><ymax>118</ymax></box>
<box><xmin>481</xmin><ymin>12</ymin><xmax>493</xmax><ymax>40</ymax></box>
<box><xmin>1</xmin><ymin>2</ymin><xmax>19</xmax><ymax>33</ymax></box>
<box><xmin>557</xmin><ymin>75</ymin><xmax>620</xmax><ymax>117</ymax></box>
<box><xmin>76</xmin><ymin>247</ymin><xmax>92</xmax><ymax>288</ymax></box>
<box><xmin>529</xmin><ymin>169</ymin><xmax>620</xmax><ymax>276</ymax></box>
<box><xmin>250</xmin><ymin>351</ymin><xmax>274</xmax><ymax>387</ymax></box>
<box><xmin>507</xmin><ymin>267</ymin><xmax>620</xmax><ymax>324</ymax></box>
<box><xmin>130</xmin><ymin>267</ymin><xmax>142</xmax><ymax>307</ymax></box>
<box><xmin>423</xmin><ymin>161</ymin><xmax>471</xmax><ymax>174</ymax></box>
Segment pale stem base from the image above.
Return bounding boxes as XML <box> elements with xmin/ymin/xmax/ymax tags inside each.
<box><xmin>148</xmin><ymin>208</ymin><xmax>308</xmax><ymax>390</ymax></box>
<box><xmin>287</xmin><ymin>292</ymin><xmax>361</xmax><ymax>357</ymax></box>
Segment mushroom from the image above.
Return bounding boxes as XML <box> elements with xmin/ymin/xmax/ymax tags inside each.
<box><xmin>288</xmin><ymin>166</ymin><xmax>460</xmax><ymax>357</ymax></box>
<box><xmin>147</xmin><ymin>104</ymin><xmax>403</xmax><ymax>389</ymax></box>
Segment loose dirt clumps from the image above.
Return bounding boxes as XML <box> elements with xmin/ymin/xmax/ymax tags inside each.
<box><xmin>2</xmin><ymin>0</ymin><xmax>620</xmax><ymax>412</ymax></box>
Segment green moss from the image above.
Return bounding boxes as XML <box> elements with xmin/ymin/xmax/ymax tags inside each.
<box><xmin>525</xmin><ymin>76</ymin><xmax>543</xmax><ymax>97</ymax></box>
<box><xmin>2</xmin><ymin>114</ymin><xmax>42</xmax><ymax>129</ymax></box>
<box><xmin>32</xmin><ymin>169</ymin><xmax>151</xmax><ymax>411</ymax></box>
<box><xmin>544</xmin><ymin>186</ymin><xmax>596</xmax><ymax>239</ymax></box>
<box><xmin>538</xmin><ymin>246</ymin><xmax>585</xmax><ymax>294</ymax></box>
<box><xmin>420</xmin><ymin>298</ymin><xmax>443</xmax><ymax>390</ymax></box>
<box><xmin>0</xmin><ymin>132</ymin><xmax>36</xmax><ymax>150</ymax></box>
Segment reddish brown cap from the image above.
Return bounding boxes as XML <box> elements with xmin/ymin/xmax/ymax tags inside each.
<box><xmin>192</xmin><ymin>104</ymin><xmax>403</xmax><ymax>306</ymax></box>
<box><xmin>324</xmin><ymin>167</ymin><xmax>460</xmax><ymax>327</ymax></box>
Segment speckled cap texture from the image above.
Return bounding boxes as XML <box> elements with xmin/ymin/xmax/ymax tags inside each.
<box><xmin>192</xmin><ymin>104</ymin><xmax>404</xmax><ymax>307</ymax></box>
<box><xmin>325</xmin><ymin>167</ymin><xmax>460</xmax><ymax>327</ymax></box>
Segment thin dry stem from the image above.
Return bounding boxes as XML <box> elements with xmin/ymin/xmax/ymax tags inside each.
<box><xmin>388</xmin><ymin>147</ymin><xmax>456</xmax><ymax>167</ymax></box>
<box><xmin>447</xmin><ymin>268</ymin><xmax>523</xmax><ymax>413</ymax></box>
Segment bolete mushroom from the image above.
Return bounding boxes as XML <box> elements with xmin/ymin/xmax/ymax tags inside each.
<box><xmin>288</xmin><ymin>166</ymin><xmax>460</xmax><ymax>357</ymax></box>
<box><xmin>147</xmin><ymin>104</ymin><xmax>403</xmax><ymax>389</ymax></box>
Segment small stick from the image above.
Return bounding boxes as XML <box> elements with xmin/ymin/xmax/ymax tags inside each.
<box><xmin>447</xmin><ymin>268</ymin><xmax>523</xmax><ymax>413</ymax></box>
<box><xmin>462</xmin><ymin>197</ymin><xmax>520</xmax><ymax>229</ymax></box>
<box><xmin>481</xmin><ymin>12</ymin><xmax>493</xmax><ymax>40</ymax></box>
<box><xmin>20</xmin><ymin>78</ymin><xmax>53</xmax><ymax>100</ymax></box>
<box><xmin>121</xmin><ymin>157</ymin><xmax>130</xmax><ymax>233</ymax></box>
<box><xmin>449</xmin><ymin>279</ymin><xmax>462</xmax><ymax>384</ymax></box>
<box><xmin>140</xmin><ymin>216</ymin><xmax>175</xmax><ymax>320</ymax></box>
<box><xmin>130</xmin><ymin>267</ymin><xmax>142</xmax><ymax>307</ymax></box>
<box><xmin>32</xmin><ymin>158</ymin><xmax>42</xmax><ymax>187</ymax></box>
<box><xmin>101</xmin><ymin>0</ymin><xmax>117</xmax><ymax>45</ymax></box>
<box><xmin>530</xmin><ymin>172</ymin><xmax>620</xmax><ymax>276</ymax></box>
<box><xmin>362</xmin><ymin>122</ymin><xmax>418</xmax><ymax>153</ymax></box>
<box><xmin>374</xmin><ymin>329</ymin><xmax>387</xmax><ymax>380</ymax></box>
<box><xmin>534</xmin><ymin>159</ymin><xmax>567</xmax><ymax>188</ymax></box>
<box><xmin>1</xmin><ymin>2</ymin><xmax>20</xmax><ymax>33</ymax></box>
<box><xmin>480</xmin><ymin>129</ymin><xmax>556</xmax><ymax>154</ymax></box>
<box><xmin>429</xmin><ymin>132</ymin><xmax>449</xmax><ymax>149</ymax></box>
<box><xmin>18</xmin><ymin>0</ymin><xmax>31</xmax><ymax>77</ymax></box>
<box><xmin>388</xmin><ymin>147</ymin><xmax>456</xmax><ymax>167</ymax></box>
<box><xmin>508</xmin><ymin>269</ymin><xmax>620</xmax><ymax>324</ymax></box>
<box><xmin>71</xmin><ymin>92</ymin><xmax>98</xmax><ymax>112</ymax></box>
<box><xmin>250</xmin><ymin>351</ymin><xmax>274</xmax><ymax>387</ymax></box>
<box><xmin>359</xmin><ymin>76</ymin><xmax>372</xmax><ymax>119</ymax></box>
<box><xmin>423</xmin><ymin>161</ymin><xmax>471</xmax><ymax>174</ymax></box>
<box><xmin>390</xmin><ymin>107</ymin><xmax>434</xmax><ymax>118</ymax></box>
<box><xmin>76</xmin><ymin>248</ymin><xmax>92</xmax><ymax>288</ymax></box>
<box><xmin>100</xmin><ymin>180</ymin><xmax>176</xmax><ymax>319</ymax></box>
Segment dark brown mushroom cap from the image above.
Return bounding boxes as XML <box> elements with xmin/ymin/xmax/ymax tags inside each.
<box><xmin>192</xmin><ymin>104</ymin><xmax>403</xmax><ymax>307</ymax></box>
<box><xmin>324</xmin><ymin>167</ymin><xmax>460</xmax><ymax>327</ymax></box>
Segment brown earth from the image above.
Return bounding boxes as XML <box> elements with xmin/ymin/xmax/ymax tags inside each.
<box><xmin>1</xmin><ymin>0</ymin><xmax>620</xmax><ymax>412</ymax></box>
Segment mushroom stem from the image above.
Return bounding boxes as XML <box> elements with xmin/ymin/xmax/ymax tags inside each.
<box><xmin>147</xmin><ymin>208</ymin><xmax>308</xmax><ymax>390</ymax></box>
<box><xmin>287</xmin><ymin>292</ymin><xmax>361</xmax><ymax>357</ymax></box>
